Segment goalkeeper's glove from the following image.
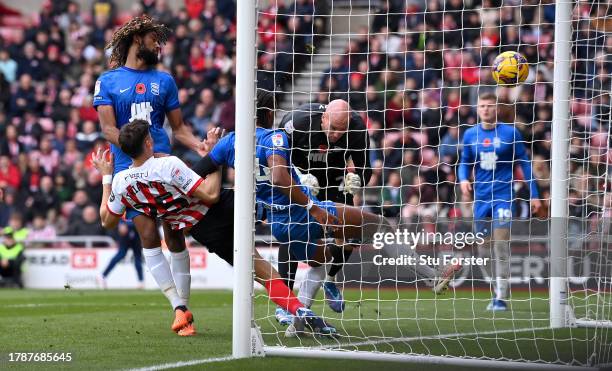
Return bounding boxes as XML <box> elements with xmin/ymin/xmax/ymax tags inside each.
<box><xmin>342</xmin><ymin>173</ymin><xmax>361</xmax><ymax>195</ymax></box>
<box><xmin>299</xmin><ymin>173</ymin><xmax>320</xmax><ymax>196</ymax></box>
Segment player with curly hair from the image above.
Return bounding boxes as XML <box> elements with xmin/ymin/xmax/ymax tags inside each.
<box><xmin>93</xmin><ymin>16</ymin><xmax>206</xmax><ymax>336</ymax></box>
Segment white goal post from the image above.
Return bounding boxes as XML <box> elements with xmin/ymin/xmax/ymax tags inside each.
<box><xmin>233</xmin><ymin>0</ymin><xmax>612</xmax><ymax>368</ymax></box>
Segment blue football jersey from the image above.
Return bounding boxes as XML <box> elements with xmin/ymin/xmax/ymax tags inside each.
<box><xmin>93</xmin><ymin>66</ymin><xmax>180</xmax><ymax>172</ymax></box>
<box><xmin>209</xmin><ymin>127</ymin><xmax>305</xmax><ymax>209</ymax></box>
<box><xmin>458</xmin><ymin>123</ymin><xmax>539</xmax><ymax>201</ymax></box>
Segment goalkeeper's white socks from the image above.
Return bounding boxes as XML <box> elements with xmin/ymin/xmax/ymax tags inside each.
<box><xmin>143</xmin><ymin>247</ymin><xmax>183</xmax><ymax>309</ymax></box>
<box><xmin>170</xmin><ymin>249</ymin><xmax>191</xmax><ymax>307</ymax></box>
<box><xmin>298</xmin><ymin>265</ymin><xmax>326</xmax><ymax>308</ymax></box>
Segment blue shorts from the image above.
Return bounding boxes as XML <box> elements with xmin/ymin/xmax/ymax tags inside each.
<box><xmin>473</xmin><ymin>200</ymin><xmax>513</xmax><ymax>236</ymax></box>
<box><xmin>269</xmin><ymin>199</ymin><xmax>338</xmax><ymax>262</ymax></box>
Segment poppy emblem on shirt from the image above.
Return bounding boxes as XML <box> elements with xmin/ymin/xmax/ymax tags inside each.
<box><xmin>318</xmin><ymin>144</ymin><xmax>328</xmax><ymax>152</ymax></box>
<box><xmin>483</xmin><ymin>138</ymin><xmax>491</xmax><ymax>147</ymax></box>
<box><xmin>136</xmin><ymin>83</ymin><xmax>146</xmax><ymax>94</ymax></box>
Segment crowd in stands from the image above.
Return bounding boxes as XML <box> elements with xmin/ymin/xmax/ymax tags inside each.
<box><xmin>0</xmin><ymin>0</ymin><xmax>609</xmax><ymax>246</ymax></box>
<box><xmin>0</xmin><ymin>0</ymin><xmax>327</xmax><ymax>242</ymax></box>
<box><xmin>311</xmin><ymin>0</ymin><xmax>611</xmax><ymax>222</ymax></box>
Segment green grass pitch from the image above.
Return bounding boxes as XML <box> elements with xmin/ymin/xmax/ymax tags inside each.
<box><xmin>0</xmin><ymin>289</ymin><xmax>609</xmax><ymax>370</ymax></box>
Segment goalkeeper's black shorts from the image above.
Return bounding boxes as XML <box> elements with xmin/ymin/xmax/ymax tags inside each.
<box><xmin>189</xmin><ymin>188</ymin><xmax>234</xmax><ymax>265</ymax></box>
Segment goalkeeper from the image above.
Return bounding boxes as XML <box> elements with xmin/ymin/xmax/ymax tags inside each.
<box><xmin>275</xmin><ymin>100</ymin><xmax>371</xmax><ymax>322</ymax></box>
<box><xmin>458</xmin><ymin>92</ymin><xmax>541</xmax><ymax>311</ymax></box>
<box><xmin>195</xmin><ymin>91</ymin><xmax>459</xmax><ymax>331</ymax></box>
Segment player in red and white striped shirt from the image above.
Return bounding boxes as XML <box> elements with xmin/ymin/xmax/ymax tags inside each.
<box><xmin>94</xmin><ymin>120</ymin><xmax>337</xmax><ymax>337</ymax></box>
<box><xmin>106</xmin><ymin>153</ymin><xmax>212</xmax><ymax>231</ymax></box>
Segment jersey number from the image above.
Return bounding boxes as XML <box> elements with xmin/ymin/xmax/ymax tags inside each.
<box><xmin>479</xmin><ymin>152</ymin><xmax>498</xmax><ymax>171</ymax></box>
<box><xmin>496</xmin><ymin>208</ymin><xmax>512</xmax><ymax>221</ymax></box>
<box><xmin>255</xmin><ymin>158</ymin><xmax>271</xmax><ymax>182</ymax></box>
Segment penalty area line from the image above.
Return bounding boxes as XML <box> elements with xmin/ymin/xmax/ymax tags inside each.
<box><xmin>124</xmin><ymin>355</ymin><xmax>235</xmax><ymax>371</ymax></box>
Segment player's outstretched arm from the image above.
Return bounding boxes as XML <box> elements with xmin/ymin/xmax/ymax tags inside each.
<box><xmin>98</xmin><ymin>105</ymin><xmax>121</xmax><ymax>147</ymax></box>
<box><xmin>191</xmin><ymin>168</ymin><xmax>221</xmax><ymax>205</ymax></box>
<box><xmin>268</xmin><ymin>154</ymin><xmax>338</xmax><ymax>228</ymax></box>
<box><xmin>167</xmin><ymin>108</ymin><xmax>206</xmax><ymax>156</ymax></box>
<box><xmin>92</xmin><ymin>149</ymin><xmax>122</xmax><ymax>230</ymax></box>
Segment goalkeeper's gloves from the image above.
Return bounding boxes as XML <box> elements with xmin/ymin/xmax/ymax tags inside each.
<box><xmin>342</xmin><ymin>173</ymin><xmax>361</xmax><ymax>195</ymax></box>
<box><xmin>299</xmin><ymin>173</ymin><xmax>320</xmax><ymax>196</ymax></box>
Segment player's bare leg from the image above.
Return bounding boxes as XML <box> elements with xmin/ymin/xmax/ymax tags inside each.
<box><xmin>253</xmin><ymin>250</ymin><xmax>336</xmax><ymax>337</ymax></box>
<box><xmin>332</xmin><ymin>204</ymin><xmax>460</xmax><ymax>294</ymax></box>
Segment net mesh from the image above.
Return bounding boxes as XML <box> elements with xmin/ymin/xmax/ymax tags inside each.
<box><xmin>251</xmin><ymin>0</ymin><xmax>612</xmax><ymax>366</ymax></box>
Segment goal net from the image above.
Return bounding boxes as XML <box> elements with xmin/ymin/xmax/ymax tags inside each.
<box><xmin>239</xmin><ymin>0</ymin><xmax>612</xmax><ymax>368</ymax></box>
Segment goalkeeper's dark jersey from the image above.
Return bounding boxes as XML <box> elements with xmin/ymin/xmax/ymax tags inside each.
<box><xmin>280</xmin><ymin>103</ymin><xmax>372</xmax><ymax>203</ymax></box>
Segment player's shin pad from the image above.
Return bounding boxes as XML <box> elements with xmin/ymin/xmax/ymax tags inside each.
<box><xmin>493</xmin><ymin>239</ymin><xmax>510</xmax><ymax>300</ymax></box>
<box><xmin>361</xmin><ymin>216</ymin><xmax>437</xmax><ymax>283</ymax></box>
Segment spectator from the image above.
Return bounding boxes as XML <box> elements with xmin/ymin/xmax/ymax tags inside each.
<box><xmin>0</xmin><ymin>228</ymin><xmax>25</xmax><ymax>288</ymax></box>
<box><xmin>10</xmin><ymin>74</ymin><xmax>37</xmax><ymax>117</ymax></box>
<box><xmin>27</xmin><ymin>213</ymin><xmax>58</xmax><ymax>248</ymax></box>
<box><xmin>65</xmin><ymin>205</ymin><xmax>106</xmax><ymax>237</ymax></box>
<box><xmin>0</xmin><ymin>50</ymin><xmax>17</xmax><ymax>83</ymax></box>
<box><xmin>0</xmin><ymin>156</ymin><xmax>20</xmax><ymax>191</ymax></box>
<box><xmin>26</xmin><ymin>176</ymin><xmax>59</xmax><ymax>220</ymax></box>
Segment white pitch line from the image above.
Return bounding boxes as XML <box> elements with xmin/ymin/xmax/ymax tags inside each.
<box><xmin>311</xmin><ymin>326</ymin><xmax>553</xmax><ymax>350</ymax></box>
<box><xmin>124</xmin><ymin>355</ymin><xmax>235</xmax><ymax>371</ymax></box>
<box><xmin>3</xmin><ymin>303</ymin><xmax>166</xmax><ymax>308</ymax></box>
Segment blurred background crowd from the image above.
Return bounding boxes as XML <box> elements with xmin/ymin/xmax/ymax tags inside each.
<box><xmin>0</xmin><ymin>0</ymin><xmax>609</xmax><ymax>245</ymax></box>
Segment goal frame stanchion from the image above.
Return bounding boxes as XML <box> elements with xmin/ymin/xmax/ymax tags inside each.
<box><xmin>233</xmin><ymin>0</ymin><xmax>259</xmax><ymax>359</ymax></box>
<box><xmin>549</xmin><ymin>0</ymin><xmax>573</xmax><ymax>329</ymax></box>
<box><xmin>549</xmin><ymin>0</ymin><xmax>612</xmax><ymax>331</ymax></box>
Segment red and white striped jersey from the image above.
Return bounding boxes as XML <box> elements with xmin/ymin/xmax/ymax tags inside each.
<box><xmin>107</xmin><ymin>156</ymin><xmax>209</xmax><ymax>230</ymax></box>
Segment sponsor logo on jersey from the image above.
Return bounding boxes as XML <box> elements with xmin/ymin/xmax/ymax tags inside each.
<box><xmin>309</xmin><ymin>152</ymin><xmax>328</xmax><ymax>162</ymax></box>
<box><xmin>272</xmin><ymin>133</ymin><xmax>284</xmax><ymax>147</ymax></box>
<box><xmin>483</xmin><ymin>138</ymin><xmax>491</xmax><ymax>147</ymax></box>
<box><xmin>136</xmin><ymin>83</ymin><xmax>146</xmax><ymax>94</ymax></box>
<box><xmin>130</xmin><ymin>102</ymin><xmax>153</xmax><ymax>123</ymax></box>
<box><xmin>151</xmin><ymin>82</ymin><xmax>160</xmax><ymax>96</ymax></box>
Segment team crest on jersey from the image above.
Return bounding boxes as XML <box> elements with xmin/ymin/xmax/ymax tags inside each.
<box><xmin>151</xmin><ymin>83</ymin><xmax>160</xmax><ymax>96</ymax></box>
<box><xmin>136</xmin><ymin>83</ymin><xmax>146</xmax><ymax>94</ymax></box>
<box><xmin>493</xmin><ymin>137</ymin><xmax>501</xmax><ymax>148</ymax></box>
<box><xmin>172</xmin><ymin>168</ymin><xmax>186</xmax><ymax>184</ymax></box>
<box><xmin>272</xmin><ymin>133</ymin><xmax>284</xmax><ymax>147</ymax></box>
<box><xmin>483</xmin><ymin>138</ymin><xmax>491</xmax><ymax>147</ymax></box>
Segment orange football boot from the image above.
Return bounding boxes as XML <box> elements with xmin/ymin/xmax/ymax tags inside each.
<box><xmin>177</xmin><ymin>322</ymin><xmax>196</xmax><ymax>337</ymax></box>
<box><xmin>171</xmin><ymin>309</ymin><xmax>193</xmax><ymax>333</ymax></box>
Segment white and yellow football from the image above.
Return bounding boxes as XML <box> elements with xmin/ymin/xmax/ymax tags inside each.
<box><xmin>492</xmin><ymin>51</ymin><xmax>529</xmax><ymax>86</ymax></box>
